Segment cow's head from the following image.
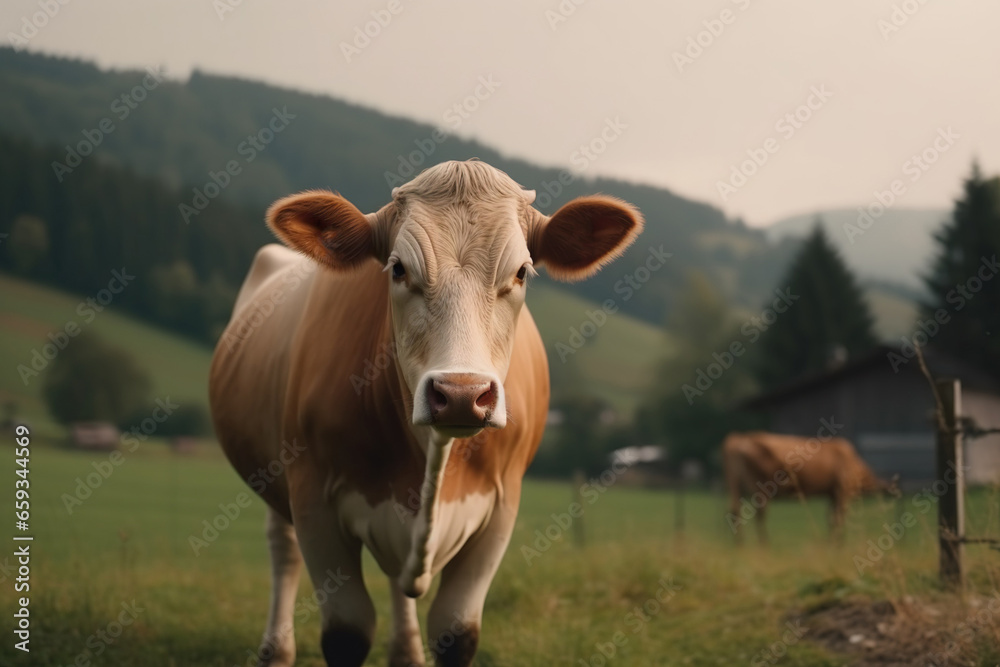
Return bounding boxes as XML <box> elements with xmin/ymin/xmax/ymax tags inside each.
<box><xmin>267</xmin><ymin>161</ymin><xmax>642</xmax><ymax>438</ymax></box>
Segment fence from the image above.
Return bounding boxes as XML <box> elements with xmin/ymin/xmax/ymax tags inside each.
<box><xmin>918</xmin><ymin>348</ymin><xmax>1000</xmax><ymax>588</ymax></box>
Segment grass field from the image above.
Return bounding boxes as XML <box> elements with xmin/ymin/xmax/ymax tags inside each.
<box><xmin>2</xmin><ymin>442</ymin><xmax>998</xmax><ymax>666</ymax></box>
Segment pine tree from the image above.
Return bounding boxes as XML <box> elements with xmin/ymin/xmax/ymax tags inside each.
<box><xmin>922</xmin><ymin>165</ymin><xmax>1000</xmax><ymax>376</ymax></box>
<box><xmin>753</xmin><ymin>222</ymin><xmax>877</xmax><ymax>389</ymax></box>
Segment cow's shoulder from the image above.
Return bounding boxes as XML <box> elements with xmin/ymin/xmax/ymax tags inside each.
<box><xmin>233</xmin><ymin>243</ymin><xmax>306</xmax><ymax>315</ymax></box>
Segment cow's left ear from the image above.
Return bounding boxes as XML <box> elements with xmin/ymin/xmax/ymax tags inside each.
<box><xmin>527</xmin><ymin>195</ymin><xmax>643</xmax><ymax>282</ymax></box>
<box><xmin>266</xmin><ymin>190</ymin><xmax>394</xmax><ymax>270</ymax></box>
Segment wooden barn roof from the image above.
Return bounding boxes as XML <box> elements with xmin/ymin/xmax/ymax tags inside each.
<box><xmin>742</xmin><ymin>345</ymin><xmax>1000</xmax><ymax>410</ymax></box>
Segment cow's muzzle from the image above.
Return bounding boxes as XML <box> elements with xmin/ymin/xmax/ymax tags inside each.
<box><xmin>412</xmin><ymin>371</ymin><xmax>506</xmax><ymax>433</ymax></box>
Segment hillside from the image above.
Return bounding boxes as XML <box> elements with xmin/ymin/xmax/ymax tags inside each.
<box><xmin>0</xmin><ymin>274</ymin><xmax>213</xmax><ymax>438</ymax></box>
<box><xmin>0</xmin><ymin>274</ymin><xmax>664</xmax><ymax>435</ymax></box>
<box><xmin>526</xmin><ymin>283</ymin><xmax>669</xmax><ymax>415</ymax></box>
<box><xmin>765</xmin><ymin>207</ymin><xmax>948</xmax><ymax>291</ymax></box>
<box><xmin>0</xmin><ymin>47</ymin><xmax>790</xmax><ymax>328</ymax></box>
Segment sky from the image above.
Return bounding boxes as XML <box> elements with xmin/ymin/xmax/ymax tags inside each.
<box><xmin>3</xmin><ymin>0</ymin><xmax>997</xmax><ymax>226</ymax></box>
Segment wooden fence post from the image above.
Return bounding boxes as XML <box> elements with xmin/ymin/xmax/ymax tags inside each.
<box><xmin>935</xmin><ymin>378</ymin><xmax>965</xmax><ymax>588</ymax></box>
<box><xmin>674</xmin><ymin>483</ymin><xmax>685</xmax><ymax>539</ymax></box>
<box><xmin>571</xmin><ymin>469</ymin><xmax>586</xmax><ymax>548</ymax></box>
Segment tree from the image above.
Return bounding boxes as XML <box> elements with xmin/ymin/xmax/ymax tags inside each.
<box><xmin>42</xmin><ymin>332</ymin><xmax>152</xmax><ymax>426</ymax></box>
<box><xmin>922</xmin><ymin>165</ymin><xmax>1000</xmax><ymax>376</ymax></box>
<box><xmin>5</xmin><ymin>215</ymin><xmax>49</xmax><ymax>277</ymax></box>
<box><xmin>752</xmin><ymin>222</ymin><xmax>877</xmax><ymax>390</ymax></box>
<box><xmin>638</xmin><ymin>271</ymin><xmax>760</xmax><ymax>476</ymax></box>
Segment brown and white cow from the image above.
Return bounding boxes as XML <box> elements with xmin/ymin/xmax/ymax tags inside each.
<box><xmin>722</xmin><ymin>431</ymin><xmax>892</xmax><ymax>545</ymax></box>
<box><xmin>209</xmin><ymin>160</ymin><xmax>642</xmax><ymax>666</ymax></box>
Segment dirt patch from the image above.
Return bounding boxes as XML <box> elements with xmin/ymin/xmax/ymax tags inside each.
<box><xmin>796</xmin><ymin>595</ymin><xmax>1000</xmax><ymax>666</ymax></box>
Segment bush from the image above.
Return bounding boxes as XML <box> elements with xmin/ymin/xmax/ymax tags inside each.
<box><xmin>42</xmin><ymin>332</ymin><xmax>151</xmax><ymax>426</ymax></box>
<box><xmin>156</xmin><ymin>403</ymin><xmax>212</xmax><ymax>437</ymax></box>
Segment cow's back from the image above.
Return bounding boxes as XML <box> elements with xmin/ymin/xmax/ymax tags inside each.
<box><xmin>724</xmin><ymin>431</ymin><xmax>853</xmax><ymax>497</ymax></box>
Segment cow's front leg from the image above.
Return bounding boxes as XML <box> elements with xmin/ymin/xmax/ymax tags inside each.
<box><xmin>293</xmin><ymin>503</ymin><xmax>375</xmax><ymax>667</ymax></box>
<box><xmin>426</xmin><ymin>502</ymin><xmax>516</xmax><ymax>667</ymax></box>
<box><xmin>258</xmin><ymin>508</ymin><xmax>303</xmax><ymax>667</ymax></box>
<box><xmin>389</xmin><ymin>578</ymin><xmax>425</xmax><ymax>666</ymax></box>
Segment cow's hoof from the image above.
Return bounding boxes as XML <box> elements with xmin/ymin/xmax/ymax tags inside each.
<box><xmin>321</xmin><ymin>625</ymin><xmax>371</xmax><ymax>667</ymax></box>
<box><xmin>256</xmin><ymin>636</ymin><xmax>294</xmax><ymax>667</ymax></box>
<box><xmin>431</xmin><ymin>624</ymin><xmax>479</xmax><ymax>667</ymax></box>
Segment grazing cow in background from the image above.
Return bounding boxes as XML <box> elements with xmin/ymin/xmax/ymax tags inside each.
<box><xmin>723</xmin><ymin>431</ymin><xmax>891</xmax><ymax>545</ymax></box>
<box><xmin>209</xmin><ymin>160</ymin><xmax>642</xmax><ymax>667</ymax></box>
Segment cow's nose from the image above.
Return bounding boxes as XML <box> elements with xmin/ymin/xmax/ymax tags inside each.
<box><xmin>426</xmin><ymin>373</ymin><xmax>497</xmax><ymax>427</ymax></box>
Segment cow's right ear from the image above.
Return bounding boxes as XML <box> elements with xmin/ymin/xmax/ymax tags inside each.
<box><xmin>266</xmin><ymin>190</ymin><xmax>393</xmax><ymax>270</ymax></box>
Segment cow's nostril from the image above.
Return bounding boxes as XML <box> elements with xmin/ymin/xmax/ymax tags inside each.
<box><xmin>429</xmin><ymin>384</ymin><xmax>448</xmax><ymax>415</ymax></box>
<box><xmin>475</xmin><ymin>385</ymin><xmax>495</xmax><ymax>409</ymax></box>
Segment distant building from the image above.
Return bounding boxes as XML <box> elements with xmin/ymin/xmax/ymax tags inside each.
<box><xmin>170</xmin><ymin>436</ymin><xmax>199</xmax><ymax>455</ymax></box>
<box><xmin>742</xmin><ymin>345</ymin><xmax>1000</xmax><ymax>487</ymax></box>
<box><xmin>70</xmin><ymin>422</ymin><xmax>121</xmax><ymax>451</ymax></box>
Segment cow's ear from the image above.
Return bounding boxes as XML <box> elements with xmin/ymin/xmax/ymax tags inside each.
<box><xmin>267</xmin><ymin>190</ymin><xmax>393</xmax><ymax>270</ymax></box>
<box><xmin>528</xmin><ymin>195</ymin><xmax>643</xmax><ymax>282</ymax></box>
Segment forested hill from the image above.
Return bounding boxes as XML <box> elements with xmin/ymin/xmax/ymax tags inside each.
<box><xmin>0</xmin><ymin>47</ymin><xmax>796</xmax><ymax>337</ymax></box>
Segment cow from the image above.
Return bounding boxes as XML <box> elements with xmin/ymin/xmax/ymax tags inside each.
<box><xmin>208</xmin><ymin>160</ymin><xmax>643</xmax><ymax>667</ymax></box>
<box><xmin>722</xmin><ymin>431</ymin><xmax>892</xmax><ymax>545</ymax></box>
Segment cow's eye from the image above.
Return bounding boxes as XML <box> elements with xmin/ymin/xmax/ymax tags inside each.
<box><xmin>515</xmin><ymin>265</ymin><xmax>528</xmax><ymax>282</ymax></box>
<box><xmin>392</xmin><ymin>262</ymin><xmax>406</xmax><ymax>280</ymax></box>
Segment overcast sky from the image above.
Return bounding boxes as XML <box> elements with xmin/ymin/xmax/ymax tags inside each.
<box><xmin>4</xmin><ymin>0</ymin><xmax>997</xmax><ymax>226</ymax></box>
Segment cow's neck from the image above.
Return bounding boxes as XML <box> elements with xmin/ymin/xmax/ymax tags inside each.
<box><xmin>398</xmin><ymin>428</ymin><xmax>454</xmax><ymax>597</ymax></box>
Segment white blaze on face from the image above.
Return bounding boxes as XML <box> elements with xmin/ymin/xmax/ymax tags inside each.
<box><xmin>386</xmin><ymin>172</ymin><xmax>536</xmax><ymax>437</ymax></box>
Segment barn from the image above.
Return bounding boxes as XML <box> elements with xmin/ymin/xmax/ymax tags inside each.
<box><xmin>742</xmin><ymin>344</ymin><xmax>1000</xmax><ymax>487</ymax></box>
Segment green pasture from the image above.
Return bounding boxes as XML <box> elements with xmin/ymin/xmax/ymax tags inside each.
<box><xmin>1</xmin><ymin>443</ymin><xmax>998</xmax><ymax>666</ymax></box>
